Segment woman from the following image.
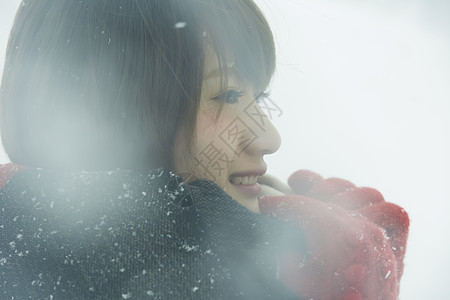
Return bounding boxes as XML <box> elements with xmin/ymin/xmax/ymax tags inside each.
<box><xmin>0</xmin><ymin>0</ymin><xmax>297</xmax><ymax>298</ymax></box>
<box><xmin>0</xmin><ymin>0</ymin><xmax>408</xmax><ymax>299</ymax></box>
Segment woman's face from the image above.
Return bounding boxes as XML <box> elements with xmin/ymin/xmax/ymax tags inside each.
<box><xmin>173</xmin><ymin>46</ymin><xmax>281</xmax><ymax>213</ymax></box>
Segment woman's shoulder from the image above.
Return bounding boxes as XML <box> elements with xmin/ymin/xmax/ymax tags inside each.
<box><xmin>0</xmin><ymin>164</ymin><xmax>298</xmax><ymax>299</ymax></box>
<box><xmin>0</xmin><ymin>165</ymin><xmax>195</xmax><ymax>298</ymax></box>
<box><xmin>0</xmin><ymin>165</ymin><xmax>196</xmax><ymax>245</ymax></box>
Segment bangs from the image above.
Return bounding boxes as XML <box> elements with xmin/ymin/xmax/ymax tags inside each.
<box><xmin>194</xmin><ymin>0</ymin><xmax>276</xmax><ymax>92</ymax></box>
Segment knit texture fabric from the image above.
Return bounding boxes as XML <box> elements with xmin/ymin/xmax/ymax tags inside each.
<box><xmin>259</xmin><ymin>170</ymin><xmax>409</xmax><ymax>300</ymax></box>
<box><xmin>0</xmin><ymin>164</ymin><xmax>299</xmax><ymax>299</ymax></box>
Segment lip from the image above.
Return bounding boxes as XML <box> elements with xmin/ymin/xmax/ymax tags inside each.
<box><xmin>231</xmin><ymin>182</ymin><xmax>262</xmax><ymax>197</ymax></box>
<box><xmin>228</xmin><ymin>167</ymin><xmax>266</xmax><ymax>197</ymax></box>
<box><xmin>229</xmin><ymin>167</ymin><xmax>267</xmax><ymax>178</ymax></box>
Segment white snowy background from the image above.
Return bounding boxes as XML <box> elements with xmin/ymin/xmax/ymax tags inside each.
<box><xmin>1</xmin><ymin>1</ymin><xmax>449</xmax><ymax>299</ymax></box>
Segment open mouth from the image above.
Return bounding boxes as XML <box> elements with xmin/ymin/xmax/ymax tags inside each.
<box><xmin>229</xmin><ymin>175</ymin><xmax>259</xmax><ymax>185</ymax></box>
<box><xmin>228</xmin><ymin>175</ymin><xmax>261</xmax><ymax>197</ymax></box>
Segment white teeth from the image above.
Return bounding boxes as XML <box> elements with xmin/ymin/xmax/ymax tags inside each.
<box><xmin>230</xmin><ymin>177</ymin><xmax>242</xmax><ymax>184</ymax></box>
<box><xmin>229</xmin><ymin>176</ymin><xmax>258</xmax><ymax>185</ymax></box>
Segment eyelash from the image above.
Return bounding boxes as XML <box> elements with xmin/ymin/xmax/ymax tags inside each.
<box><xmin>211</xmin><ymin>90</ymin><xmax>270</xmax><ymax>104</ymax></box>
<box><xmin>212</xmin><ymin>89</ymin><xmax>247</xmax><ymax>104</ymax></box>
<box><xmin>255</xmin><ymin>91</ymin><xmax>270</xmax><ymax>104</ymax></box>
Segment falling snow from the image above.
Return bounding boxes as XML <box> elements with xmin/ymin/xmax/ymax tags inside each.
<box><xmin>174</xmin><ymin>22</ymin><xmax>187</xmax><ymax>29</ymax></box>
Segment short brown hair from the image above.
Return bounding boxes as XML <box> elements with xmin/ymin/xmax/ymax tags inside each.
<box><xmin>0</xmin><ymin>0</ymin><xmax>275</xmax><ymax>171</ymax></box>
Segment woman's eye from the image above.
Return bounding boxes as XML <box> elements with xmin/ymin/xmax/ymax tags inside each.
<box><xmin>254</xmin><ymin>91</ymin><xmax>270</xmax><ymax>104</ymax></box>
<box><xmin>212</xmin><ymin>90</ymin><xmax>247</xmax><ymax>104</ymax></box>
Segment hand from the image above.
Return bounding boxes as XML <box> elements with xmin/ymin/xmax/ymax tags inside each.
<box><xmin>259</xmin><ymin>170</ymin><xmax>409</xmax><ymax>300</ymax></box>
<box><xmin>288</xmin><ymin>170</ymin><xmax>409</xmax><ymax>276</ymax></box>
<box><xmin>257</xmin><ymin>174</ymin><xmax>293</xmax><ymax>198</ymax></box>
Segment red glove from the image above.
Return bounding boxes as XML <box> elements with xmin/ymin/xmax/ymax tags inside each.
<box><xmin>259</xmin><ymin>170</ymin><xmax>409</xmax><ymax>300</ymax></box>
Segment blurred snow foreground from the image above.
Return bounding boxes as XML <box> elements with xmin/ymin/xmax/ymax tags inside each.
<box><xmin>0</xmin><ymin>164</ymin><xmax>408</xmax><ymax>299</ymax></box>
<box><xmin>0</xmin><ymin>165</ymin><xmax>298</xmax><ymax>298</ymax></box>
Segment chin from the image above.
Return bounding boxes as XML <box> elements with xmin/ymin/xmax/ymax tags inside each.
<box><xmin>217</xmin><ymin>180</ymin><xmax>261</xmax><ymax>213</ymax></box>
<box><xmin>231</xmin><ymin>192</ymin><xmax>260</xmax><ymax>213</ymax></box>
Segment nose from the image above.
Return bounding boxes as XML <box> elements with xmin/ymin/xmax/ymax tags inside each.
<box><xmin>243</xmin><ymin>99</ymin><xmax>282</xmax><ymax>156</ymax></box>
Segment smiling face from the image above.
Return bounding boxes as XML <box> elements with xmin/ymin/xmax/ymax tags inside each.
<box><xmin>173</xmin><ymin>46</ymin><xmax>281</xmax><ymax>213</ymax></box>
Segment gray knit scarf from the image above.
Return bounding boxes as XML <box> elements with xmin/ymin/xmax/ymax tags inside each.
<box><xmin>0</xmin><ymin>166</ymin><xmax>301</xmax><ymax>299</ymax></box>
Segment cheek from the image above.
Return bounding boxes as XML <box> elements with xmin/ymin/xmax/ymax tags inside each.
<box><xmin>195</xmin><ymin>109</ymin><xmax>229</xmax><ymax>147</ymax></box>
<box><xmin>191</xmin><ymin>110</ymin><xmax>237</xmax><ymax>185</ymax></box>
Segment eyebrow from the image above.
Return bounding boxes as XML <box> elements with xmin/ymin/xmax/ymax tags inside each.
<box><xmin>204</xmin><ymin>67</ymin><xmax>233</xmax><ymax>79</ymax></box>
<box><xmin>204</xmin><ymin>67</ymin><xmax>245</xmax><ymax>83</ymax></box>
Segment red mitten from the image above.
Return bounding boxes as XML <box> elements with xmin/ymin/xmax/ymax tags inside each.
<box><xmin>0</xmin><ymin>163</ymin><xmax>26</xmax><ymax>188</ymax></box>
<box><xmin>290</xmin><ymin>170</ymin><xmax>409</xmax><ymax>279</ymax></box>
<box><xmin>259</xmin><ymin>170</ymin><xmax>409</xmax><ymax>300</ymax></box>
